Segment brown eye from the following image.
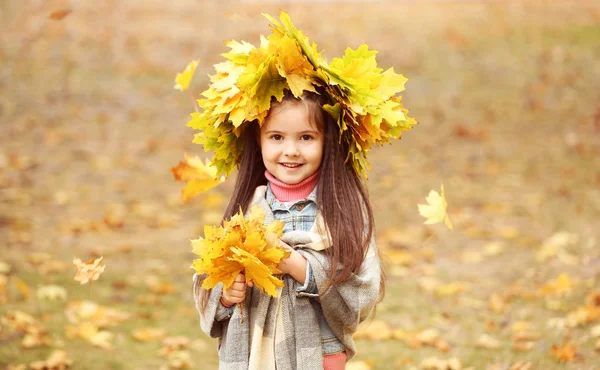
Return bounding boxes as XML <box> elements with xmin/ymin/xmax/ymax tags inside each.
<box><xmin>271</xmin><ymin>134</ymin><xmax>283</xmax><ymax>140</ymax></box>
<box><xmin>301</xmin><ymin>135</ymin><xmax>313</xmax><ymax>140</ymax></box>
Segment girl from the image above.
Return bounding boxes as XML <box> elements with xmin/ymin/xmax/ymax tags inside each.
<box><xmin>188</xmin><ymin>11</ymin><xmax>415</xmax><ymax>370</ymax></box>
<box><xmin>193</xmin><ymin>90</ymin><xmax>383</xmax><ymax>370</ymax></box>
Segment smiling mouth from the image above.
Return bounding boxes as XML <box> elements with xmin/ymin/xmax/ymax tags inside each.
<box><xmin>281</xmin><ymin>163</ymin><xmax>303</xmax><ymax>168</ymax></box>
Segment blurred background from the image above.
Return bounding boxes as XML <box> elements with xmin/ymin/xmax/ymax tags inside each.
<box><xmin>1</xmin><ymin>0</ymin><xmax>599</xmax><ymax>369</ymax></box>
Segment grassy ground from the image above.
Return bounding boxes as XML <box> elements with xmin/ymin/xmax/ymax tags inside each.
<box><xmin>1</xmin><ymin>0</ymin><xmax>600</xmax><ymax>369</ymax></box>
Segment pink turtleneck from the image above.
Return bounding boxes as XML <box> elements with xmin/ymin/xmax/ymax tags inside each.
<box><xmin>264</xmin><ymin>170</ymin><xmax>320</xmax><ymax>202</ymax></box>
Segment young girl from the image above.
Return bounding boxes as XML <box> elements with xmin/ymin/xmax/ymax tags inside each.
<box><xmin>189</xmin><ymin>12</ymin><xmax>416</xmax><ymax>370</ymax></box>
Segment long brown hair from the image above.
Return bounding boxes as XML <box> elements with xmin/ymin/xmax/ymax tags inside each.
<box><xmin>199</xmin><ymin>90</ymin><xmax>385</xmax><ymax>311</ymax></box>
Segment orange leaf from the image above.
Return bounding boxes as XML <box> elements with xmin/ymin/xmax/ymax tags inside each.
<box><xmin>48</xmin><ymin>9</ymin><xmax>72</xmax><ymax>21</ymax></box>
<box><xmin>549</xmin><ymin>340</ymin><xmax>577</xmax><ymax>362</ymax></box>
<box><xmin>171</xmin><ymin>153</ymin><xmax>224</xmax><ymax>203</ymax></box>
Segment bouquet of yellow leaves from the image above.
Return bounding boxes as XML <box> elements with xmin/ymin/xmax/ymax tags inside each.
<box><xmin>191</xmin><ymin>206</ymin><xmax>290</xmax><ymax>298</ymax></box>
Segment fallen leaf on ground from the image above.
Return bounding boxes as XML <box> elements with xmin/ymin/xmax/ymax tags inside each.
<box><xmin>539</xmin><ymin>273</ymin><xmax>574</xmax><ymax>297</ymax></box>
<box><xmin>420</xmin><ymin>357</ymin><xmax>462</xmax><ymax>370</ymax></box>
<box><xmin>132</xmin><ymin>327</ymin><xmax>167</xmax><ymax>342</ymax></box>
<box><xmin>476</xmin><ymin>333</ymin><xmax>501</xmax><ymax>349</ymax></box>
<box><xmin>30</xmin><ymin>350</ymin><xmax>73</xmax><ymax>370</ymax></box>
<box><xmin>354</xmin><ymin>320</ymin><xmax>393</xmax><ymax>340</ymax></box>
<box><xmin>1</xmin><ymin>311</ymin><xmax>52</xmax><ymax>349</ymax></box>
<box><xmin>549</xmin><ymin>339</ymin><xmax>577</xmax><ymax>362</ymax></box>
<box><xmin>37</xmin><ymin>285</ymin><xmax>67</xmax><ymax>301</ymax></box>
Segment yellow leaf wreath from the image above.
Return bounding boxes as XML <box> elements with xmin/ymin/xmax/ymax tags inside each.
<box><xmin>183</xmin><ymin>11</ymin><xmax>418</xmax><ymax>179</ymax></box>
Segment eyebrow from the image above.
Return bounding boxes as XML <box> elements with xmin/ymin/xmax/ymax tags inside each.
<box><xmin>264</xmin><ymin>130</ymin><xmax>320</xmax><ymax>135</ymax></box>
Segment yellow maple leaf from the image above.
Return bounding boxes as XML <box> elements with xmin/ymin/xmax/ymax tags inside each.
<box><xmin>191</xmin><ymin>206</ymin><xmax>289</xmax><ymax>297</ymax></box>
<box><xmin>418</xmin><ymin>183</ymin><xmax>453</xmax><ymax>230</ymax></box>
<box><xmin>171</xmin><ymin>153</ymin><xmax>225</xmax><ymax>203</ymax></box>
<box><xmin>539</xmin><ymin>273</ymin><xmax>574</xmax><ymax>297</ymax></box>
<box><xmin>174</xmin><ymin>59</ymin><xmax>199</xmax><ymax>91</ymax></box>
<box><xmin>73</xmin><ymin>256</ymin><xmax>105</xmax><ymax>285</ymax></box>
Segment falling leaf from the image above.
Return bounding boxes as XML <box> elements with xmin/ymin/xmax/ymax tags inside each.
<box><xmin>171</xmin><ymin>153</ymin><xmax>225</xmax><ymax>203</ymax></box>
<box><xmin>37</xmin><ymin>285</ymin><xmax>68</xmax><ymax>301</ymax></box>
<box><xmin>174</xmin><ymin>60</ymin><xmax>200</xmax><ymax>91</ymax></box>
<box><xmin>48</xmin><ymin>9</ymin><xmax>72</xmax><ymax>21</ymax></box>
<box><xmin>418</xmin><ymin>184</ymin><xmax>453</xmax><ymax>230</ymax></box>
<box><xmin>73</xmin><ymin>256</ymin><xmax>106</xmax><ymax>285</ymax></box>
<box><xmin>549</xmin><ymin>339</ymin><xmax>577</xmax><ymax>362</ymax></box>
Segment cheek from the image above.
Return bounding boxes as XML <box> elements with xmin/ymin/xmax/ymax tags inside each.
<box><xmin>310</xmin><ymin>141</ymin><xmax>324</xmax><ymax>162</ymax></box>
<box><xmin>260</xmin><ymin>142</ymin><xmax>276</xmax><ymax>160</ymax></box>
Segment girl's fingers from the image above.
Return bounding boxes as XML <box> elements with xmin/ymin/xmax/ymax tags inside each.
<box><xmin>231</xmin><ymin>281</ymin><xmax>247</xmax><ymax>290</ymax></box>
<box><xmin>247</xmin><ymin>281</ymin><xmax>254</xmax><ymax>287</ymax></box>
<box><xmin>235</xmin><ymin>273</ymin><xmax>246</xmax><ymax>283</ymax></box>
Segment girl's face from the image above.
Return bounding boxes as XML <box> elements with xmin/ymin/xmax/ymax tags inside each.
<box><xmin>260</xmin><ymin>101</ymin><xmax>324</xmax><ymax>185</ymax></box>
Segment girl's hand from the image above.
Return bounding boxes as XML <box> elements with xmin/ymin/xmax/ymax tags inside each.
<box><xmin>277</xmin><ymin>243</ymin><xmax>308</xmax><ymax>285</ymax></box>
<box><xmin>221</xmin><ymin>273</ymin><xmax>254</xmax><ymax>307</ymax></box>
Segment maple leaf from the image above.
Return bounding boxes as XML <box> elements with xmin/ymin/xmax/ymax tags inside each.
<box><xmin>171</xmin><ymin>153</ymin><xmax>224</xmax><ymax>203</ymax></box>
<box><xmin>418</xmin><ymin>184</ymin><xmax>453</xmax><ymax>230</ymax></box>
<box><xmin>539</xmin><ymin>273</ymin><xmax>574</xmax><ymax>297</ymax></box>
<box><xmin>174</xmin><ymin>60</ymin><xmax>199</xmax><ymax>91</ymax></box>
<box><xmin>191</xmin><ymin>206</ymin><xmax>289</xmax><ymax>297</ymax></box>
<box><xmin>29</xmin><ymin>350</ymin><xmax>73</xmax><ymax>370</ymax></box>
<box><xmin>37</xmin><ymin>285</ymin><xmax>68</xmax><ymax>301</ymax></box>
<box><xmin>550</xmin><ymin>339</ymin><xmax>577</xmax><ymax>362</ymax></box>
<box><xmin>275</xmin><ymin>35</ymin><xmax>317</xmax><ymax>98</ymax></box>
<box><xmin>73</xmin><ymin>256</ymin><xmax>105</xmax><ymax>285</ymax></box>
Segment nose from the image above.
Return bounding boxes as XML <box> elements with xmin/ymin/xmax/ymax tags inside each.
<box><xmin>283</xmin><ymin>141</ymin><xmax>299</xmax><ymax>157</ymax></box>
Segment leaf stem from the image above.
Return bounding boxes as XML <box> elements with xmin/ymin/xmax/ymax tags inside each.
<box><xmin>188</xmin><ymin>91</ymin><xmax>199</xmax><ymax>113</ymax></box>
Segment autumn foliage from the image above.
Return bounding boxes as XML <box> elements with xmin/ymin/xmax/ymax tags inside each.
<box><xmin>191</xmin><ymin>206</ymin><xmax>290</xmax><ymax>297</ymax></box>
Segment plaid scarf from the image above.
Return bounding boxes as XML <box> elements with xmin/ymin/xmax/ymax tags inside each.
<box><xmin>193</xmin><ymin>185</ymin><xmax>381</xmax><ymax>370</ymax></box>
